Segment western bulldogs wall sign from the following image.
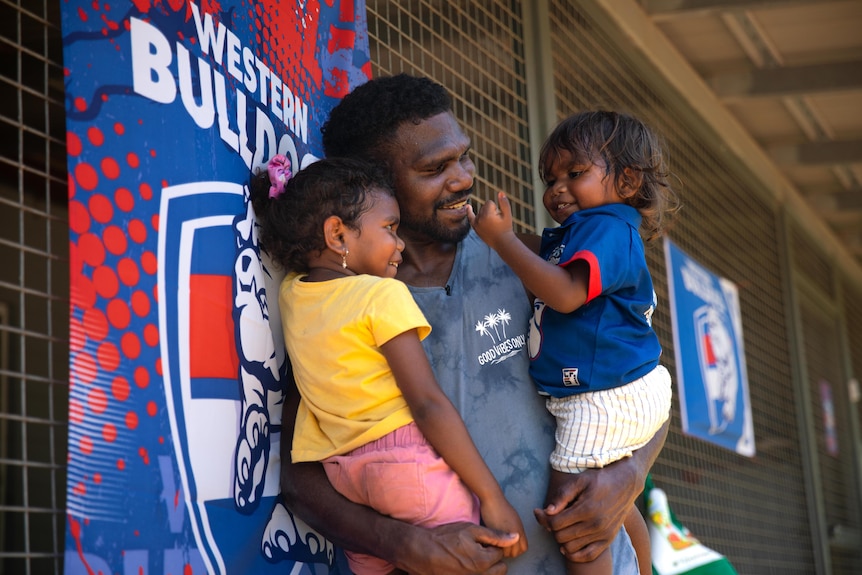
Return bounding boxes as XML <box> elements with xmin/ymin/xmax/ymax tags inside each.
<box><xmin>62</xmin><ymin>2</ymin><xmax>369</xmax><ymax>573</ymax></box>
<box><xmin>664</xmin><ymin>239</ymin><xmax>755</xmax><ymax>457</ymax></box>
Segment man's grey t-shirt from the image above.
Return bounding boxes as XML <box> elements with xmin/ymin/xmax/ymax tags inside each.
<box><xmin>408</xmin><ymin>230</ymin><xmax>638</xmax><ymax>574</ymax></box>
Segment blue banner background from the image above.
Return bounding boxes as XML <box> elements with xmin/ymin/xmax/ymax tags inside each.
<box><xmin>664</xmin><ymin>239</ymin><xmax>755</xmax><ymax>457</ymax></box>
<box><xmin>62</xmin><ymin>2</ymin><xmax>369</xmax><ymax>573</ymax></box>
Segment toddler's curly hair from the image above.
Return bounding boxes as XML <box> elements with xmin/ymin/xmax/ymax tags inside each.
<box><xmin>540</xmin><ymin>110</ymin><xmax>681</xmax><ymax>241</ymax></box>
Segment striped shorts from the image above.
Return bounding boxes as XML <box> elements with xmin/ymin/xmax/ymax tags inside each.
<box><xmin>546</xmin><ymin>365</ymin><xmax>672</xmax><ymax>473</ymax></box>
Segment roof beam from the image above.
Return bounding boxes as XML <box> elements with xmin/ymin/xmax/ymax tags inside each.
<box><xmin>707</xmin><ymin>60</ymin><xmax>862</xmax><ymax>99</ymax></box>
<box><xmin>644</xmin><ymin>0</ymin><xmax>818</xmax><ymax>18</ymax></box>
<box><xmin>582</xmin><ymin>0</ymin><xmax>862</xmax><ymax>285</ymax></box>
<box><xmin>829</xmin><ymin>190</ymin><xmax>862</xmax><ymax>211</ymax></box>
<box><xmin>807</xmin><ymin>187</ymin><xmax>862</xmax><ymax>210</ymax></box>
<box><xmin>815</xmin><ymin>210</ymin><xmax>862</xmax><ymax>228</ymax></box>
<box><xmin>799</xmin><ymin>183</ymin><xmax>862</xmax><ymax>196</ymax></box>
<box><xmin>768</xmin><ymin>139</ymin><xmax>862</xmax><ymax>166</ymax></box>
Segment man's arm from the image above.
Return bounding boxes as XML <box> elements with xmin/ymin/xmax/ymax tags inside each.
<box><xmin>279</xmin><ymin>377</ymin><xmax>514</xmax><ymax>574</ymax></box>
<box><xmin>533</xmin><ymin>419</ymin><xmax>669</xmax><ymax>562</ymax></box>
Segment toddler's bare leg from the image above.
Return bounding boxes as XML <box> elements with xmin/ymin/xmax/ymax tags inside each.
<box><xmin>624</xmin><ymin>505</ymin><xmax>650</xmax><ymax>575</ymax></box>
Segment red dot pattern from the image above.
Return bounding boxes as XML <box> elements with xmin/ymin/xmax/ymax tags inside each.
<box><xmin>115</xmin><ymin>187</ymin><xmax>134</xmax><ymax>211</ymax></box>
<box><xmin>103</xmin><ymin>423</ymin><xmax>117</xmax><ymax>442</ymax></box>
<box><xmin>107</xmin><ymin>299</ymin><xmax>131</xmax><ymax>329</ymax></box>
<box><xmin>67</xmin><ymin>103</ymin><xmax>164</xmax><ymax>505</ymax></box>
<box><xmin>88</xmin><ymin>126</ymin><xmax>104</xmax><ymax>146</ymax></box>
<box><xmin>59</xmin><ymin>1</ymin><xmax>356</xmax><ymax>559</ymax></box>
<box><xmin>69</xmin><ymin>200</ymin><xmax>91</xmax><ymax>234</ymax></box>
<box><xmin>83</xmin><ymin>308</ymin><xmax>109</xmax><ymax>341</ymax></box>
<box><xmin>93</xmin><ymin>266</ymin><xmax>119</xmax><ymax>298</ymax></box>
<box><xmin>101</xmin><ymin>157</ymin><xmax>120</xmax><ymax>179</ymax></box>
<box><xmin>112</xmin><ymin>376</ymin><xmax>130</xmax><ymax>401</ymax></box>
<box><xmin>131</xmin><ymin>291</ymin><xmax>150</xmax><ymax>317</ymax></box>
<box><xmin>128</xmin><ymin>219</ymin><xmax>147</xmax><ymax>244</ymax></box>
<box><xmin>134</xmin><ymin>366</ymin><xmax>149</xmax><ymax>389</ymax></box>
<box><xmin>88</xmin><ymin>388</ymin><xmax>108</xmax><ymax>413</ymax></box>
<box><xmin>67</xmin><ymin>132</ymin><xmax>83</xmax><ymax>156</ymax></box>
<box><xmin>122</xmin><ymin>332</ymin><xmax>141</xmax><ymax>359</ymax></box>
<box><xmin>118</xmin><ymin>258</ymin><xmax>139</xmax><ymax>286</ymax></box>
<box><xmin>78</xmin><ymin>233</ymin><xmax>106</xmax><ymax>267</ymax></box>
<box><xmin>75</xmin><ymin>163</ymin><xmax>99</xmax><ymax>191</ymax></box>
<box><xmin>89</xmin><ymin>194</ymin><xmax>113</xmax><ymax>223</ymax></box>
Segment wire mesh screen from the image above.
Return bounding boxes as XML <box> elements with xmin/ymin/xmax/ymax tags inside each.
<box><xmin>798</xmin><ymin>292</ymin><xmax>862</xmax><ymax>573</ymax></box>
<box><xmin>360</xmin><ymin>0</ymin><xmax>862</xmax><ymax>572</ymax></box>
<box><xmin>792</xmin><ymin>227</ymin><xmax>837</xmax><ymax>302</ymax></box>
<box><xmin>0</xmin><ymin>1</ymin><xmax>69</xmax><ymax>574</ymax></box>
<box><xmin>365</xmin><ymin>0</ymin><xmax>537</xmax><ymax>232</ymax></box>
<box><xmin>3</xmin><ymin>1</ymin><xmax>861</xmax><ymax>573</ymax></box>
<box><xmin>545</xmin><ymin>1</ymin><xmax>814</xmax><ymax>572</ymax></box>
<box><xmin>794</xmin><ymin>227</ymin><xmax>862</xmax><ymax>574</ymax></box>
<box><xmin>843</xmin><ymin>277</ymin><xmax>862</xmax><ymax>460</ymax></box>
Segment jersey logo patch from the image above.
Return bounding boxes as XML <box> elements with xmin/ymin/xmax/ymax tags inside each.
<box><xmin>562</xmin><ymin>368</ymin><xmax>580</xmax><ymax>387</ymax></box>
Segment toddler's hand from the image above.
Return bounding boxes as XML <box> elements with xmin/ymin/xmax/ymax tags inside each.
<box><xmin>467</xmin><ymin>191</ymin><xmax>517</xmax><ymax>250</ymax></box>
<box><xmin>480</xmin><ymin>496</ymin><xmax>528</xmax><ymax>558</ymax></box>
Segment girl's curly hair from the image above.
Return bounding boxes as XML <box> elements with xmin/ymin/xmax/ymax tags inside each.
<box><xmin>250</xmin><ymin>157</ymin><xmax>394</xmax><ymax>273</ymax></box>
<box><xmin>539</xmin><ymin>110</ymin><xmax>681</xmax><ymax>241</ymax></box>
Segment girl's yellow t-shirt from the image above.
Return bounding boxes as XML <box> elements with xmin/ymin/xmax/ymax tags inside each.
<box><xmin>280</xmin><ymin>273</ymin><xmax>431</xmax><ymax>462</ymax></box>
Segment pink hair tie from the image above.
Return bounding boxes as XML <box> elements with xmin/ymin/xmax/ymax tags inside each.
<box><xmin>267</xmin><ymin>154</ymin><xmax>292</xmax><ymax>199</ymax></box>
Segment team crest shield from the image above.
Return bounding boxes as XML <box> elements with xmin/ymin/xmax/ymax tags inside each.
<box><xmin>157</xmin><ymin>181</ymin><xmax>342</xmax><ymax>573</ymax></box>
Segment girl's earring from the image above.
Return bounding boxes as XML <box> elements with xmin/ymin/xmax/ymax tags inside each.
<box><xmin>342</xmin><ymin>248</ymin><xmax>349</xmax><ymax>269</ymax></box>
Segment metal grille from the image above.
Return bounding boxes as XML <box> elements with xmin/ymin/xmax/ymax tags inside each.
<box><xmin>798</xmin><ymin>291</ymin><xmax>862</xmax><ymax>573</ymax></box>
<box><xmin>793</xmin><ymin>225</ymin><xmax>837</xmax><ymax>301</ymax></box>
<box><xmin>364</xmin><ymin>1</ymin><xmax>862</xmax><ymax>573</ymax></box>
<box><xmin>0</xmin><ymin>1</ymin><xmax>69</xmax><ymax>574</ymax></box>
<box><xmin>3</xmin><ymin>1</ymin><xmax>861</xmax><ymax>573</ymax></box>
<box><xmin>793</xmin><ymin>227</ymin><xmax>862</xmax><ymax>574</ymax></box>
<box><xmin>843</xmin><ymin>277</ymin><xmax>862</xmax><ymax>455</ymax></box>
<box><xmin>843</xmin><ymin>278</ymin><xmax>862</xmax><ymax>554</ymax></box>
<box><xmin>547</xmin><ymin>2</ymin><xmax>813</xmax><ymax>572</ymax></box>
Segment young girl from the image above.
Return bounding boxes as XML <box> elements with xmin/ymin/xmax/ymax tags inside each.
<box><xmin>251</xmin><ymin>155</ymin><xmax>526</xmax><ymax>575</ymax></box>
<box><xmin>468</xmin><ymin>110</ymin><xmax>680</xmax><ymax>575</ymax></box>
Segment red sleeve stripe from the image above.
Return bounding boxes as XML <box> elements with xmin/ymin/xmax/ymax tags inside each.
<box><xmin>560</xmin><ymin>250</ymin><xmax>602</xmax><ymax>303</ymax></box>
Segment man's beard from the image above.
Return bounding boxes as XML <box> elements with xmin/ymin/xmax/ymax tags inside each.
<box><xmin>402</xmin><ymin>207</ymin><xmax>471</xmax><ymax>244</ymax></box>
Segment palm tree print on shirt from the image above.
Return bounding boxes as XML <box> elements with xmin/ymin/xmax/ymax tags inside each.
<box><xmin>475</xmin><ymin>309</ymin><xmax>512</xmax><ymax>343</ymax></box>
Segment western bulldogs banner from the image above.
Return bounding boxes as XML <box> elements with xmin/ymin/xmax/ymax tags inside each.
<box><xmin>664</xmin><ymin>239</ymin><xmax>755</xmax><ymax>457</ymax></box>
<box><xmin>62</xmin><ymin>2</ymin><xmax>369</xmax><ymax>573</ymax></box>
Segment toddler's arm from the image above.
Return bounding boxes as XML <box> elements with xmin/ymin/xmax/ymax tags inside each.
<box><xmin>468</xmin><ymin>191</ymin><xmax>589</xmax><ymax>313</ymax></box>
<box><xmin>381</xmin><ymin>330</ymin><xmax>528</xmax><ymax>558</ymax></box>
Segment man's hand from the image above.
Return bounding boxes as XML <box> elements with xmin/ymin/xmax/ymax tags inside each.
<box><xmin>394</xmin><ymin>522</ymin><xmax>518</xmax><ymax>575</ymax></box>
<box><xmin>533</xmin><ymin>420</ymin><xmax>668</xmax><ymax>562</ymax></box>
<box><xmin>534</xmin><ymin>465</ymin><xmax>637</xmax><ymax>562</ymax></box>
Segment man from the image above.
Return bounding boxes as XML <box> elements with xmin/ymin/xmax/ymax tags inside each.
<box><xmin>281</xmin><ymin>73</ymin><xmax>667</xmax><ymax>574</ymax></box>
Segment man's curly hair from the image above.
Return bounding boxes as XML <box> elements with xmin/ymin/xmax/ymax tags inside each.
<box><xmin>322</xmin><ymin>74</ymin><xmax>453</xmax><ymax>167</ymax></box>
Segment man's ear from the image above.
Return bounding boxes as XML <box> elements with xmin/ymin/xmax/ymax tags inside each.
<box><xmin>617</xmin><ymin>167</ymin><xmax>642</xmax><ymax>200</ymax></box>
<box><xmin>322</xmin><ymin>215</ymin><xmax>347</xmax><ymax>252</ymax></box>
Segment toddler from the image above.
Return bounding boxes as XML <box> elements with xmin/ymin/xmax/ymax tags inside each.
<box><xmin>469</xmin><ymin>110</ymin><xmax>680</xmax><ymax>575</ymax></box>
